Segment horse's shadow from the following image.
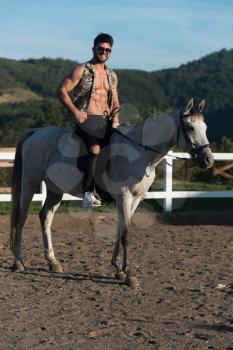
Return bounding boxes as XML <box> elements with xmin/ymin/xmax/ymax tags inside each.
<box><xmin>0</xmin><ymin>266</ymin><xmax>123</xmax><ymax>285</ymax></box>
<box><xmin>157</xmin><ymin>211</ymin><xmax>233</xmax><ymax>226</ymax></box>
<box><xmin>193</xmin><ymin>323</ymin><xmax>233</xmax><ymax>333</ymax></box>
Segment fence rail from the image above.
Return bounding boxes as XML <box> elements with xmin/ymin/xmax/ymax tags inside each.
<box><xmin>0</xmin><ymin>149</ymin><xmax>233</xmax><ymax>212</ymax></box>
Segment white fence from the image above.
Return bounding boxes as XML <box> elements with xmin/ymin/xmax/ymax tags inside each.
<box><xmin>0</xmin><ymin>149</ymin><xmax>233</xmax><ymax>212</ymax></box>
<box><xmin>145</xmin><ymin>151</ymin><xmax>233</xmax><ymax>212</ymax></box>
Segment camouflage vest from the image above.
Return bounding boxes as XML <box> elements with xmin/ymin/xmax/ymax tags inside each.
<box><xmin>72</xmin><ymin>62</ymin><xmax>117</xmax><ymax>113</ymax></box>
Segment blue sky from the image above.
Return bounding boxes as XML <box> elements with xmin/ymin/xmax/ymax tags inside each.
<box><xmin>0</xmin><ymin>0</ymin><xmax>232</xmax><ymax>71</ymax></box>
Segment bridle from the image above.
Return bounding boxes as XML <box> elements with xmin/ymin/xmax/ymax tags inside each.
<box><xmin>179</xmin><ymin>112</ymin><xmax>210</xmax><ymax>161</ymax></box>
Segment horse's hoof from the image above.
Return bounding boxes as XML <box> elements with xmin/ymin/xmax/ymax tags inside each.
<box><xmin>115</xmin><ymin>271</ymin><xmax>126</xmax><ymax>281</ymax></box>
<box><xmin>49</xmin><ymin>261</ymin><xmax>63</xmax><ymax>273</ymax></box>
<box><xmin>125</xmin><ymin>276</ymin><xmax>140</xmax><ymax>289</ymax></box>
<box><xmin>11</xmin><ymin>261</ymin><xmax>25</xmax><ymax>272</ymax></box>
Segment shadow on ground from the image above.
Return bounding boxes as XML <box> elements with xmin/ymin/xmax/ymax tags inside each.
<box><xmin>157</xmin><ymin>211</ymin><xmax>233</xmax><ymax>225</ymax></box>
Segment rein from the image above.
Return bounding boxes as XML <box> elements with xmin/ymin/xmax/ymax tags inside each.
<box><xmin>114</xmin><ymin>127</ymin><xmax>187</xmax><ymax>161</ymax></box>
<box><xmin>114</xmin><ymin>110</ymin><xmax>209</xmax><ymax>163</ymax></box>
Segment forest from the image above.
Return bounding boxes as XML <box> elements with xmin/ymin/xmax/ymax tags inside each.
<box><xmin>0</xmin><ymin>48</ymin><xmax>233</xmax><ymax>147</ymax></box>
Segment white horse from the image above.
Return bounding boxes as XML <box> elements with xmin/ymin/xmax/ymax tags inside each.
<box><xmin>10</xmin><ymin>98</ymin><xmax>214</xmax><ymax>287</ymax></box>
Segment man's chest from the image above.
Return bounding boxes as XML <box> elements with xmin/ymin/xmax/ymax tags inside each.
<box><xmin>93</xmin><ymin>71</ymin><xmax>109</xmax><ymax>91</ymax></box>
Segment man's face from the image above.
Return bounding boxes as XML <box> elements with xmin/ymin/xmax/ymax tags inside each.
<box><xmin>93</xmin><ymin>42</ymin><xmax>112</xmax><ymax>63</ymax></box>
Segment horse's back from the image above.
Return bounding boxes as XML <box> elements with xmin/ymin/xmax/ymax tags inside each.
<box><xmin>22</xmin><ymin>125</ymin><xmax>71</xmax><ymax>150</ymax></box>
<box><xmin>20</xmin><ymin>126</ymin><xmax>87</xmax><ymax>194</ymax></box>
<box><xmin>20</xmin><ymin>126</ymin><xmax>74</xmax><ymax>180</ymax></box>
<box><xmin>25</xmin><ymin>125</ymin><xmax>71</xmax><ymax>143</ymax></box>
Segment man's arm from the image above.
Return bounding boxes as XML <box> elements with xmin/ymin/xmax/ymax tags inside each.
<box><xmin>56</xmin><ymin>65</ymin><xmax>87</xmax><ymax>123</ymax></box>
<box><xmin>111</xmin><ymin>74</ymin><xmax>120</xmax><ymax>128</ymax></box>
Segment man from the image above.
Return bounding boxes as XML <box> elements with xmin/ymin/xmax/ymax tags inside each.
<box><xmin>57</xmin><ymin>33</ymin><xmax>120</xmax><ymax>207</ymax></box>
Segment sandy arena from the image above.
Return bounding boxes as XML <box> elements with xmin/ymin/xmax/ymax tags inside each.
<box><xmin>1</xmin><ymin>211</ymin><xmax>233</xmax><ymax>350</ymax></box>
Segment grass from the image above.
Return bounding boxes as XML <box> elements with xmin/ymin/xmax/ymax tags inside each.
<box><xmin>147</xmin><ymin>180</ymin><xmax>233</xmax><ymax>212</ymax></box>
<box><xmin>150</xmin><ymin>179</ymin><xmax>233</xmax><ymax>191</ymax></box>
<box><xmin>0</xmin><ymin>200</ymin><xmax>116</xmax><ymax>216</ymax></box>
<box><xmin>0</xmin><ymin>88</ymin><xmax>41</xmax><ymax>104</ymax></box>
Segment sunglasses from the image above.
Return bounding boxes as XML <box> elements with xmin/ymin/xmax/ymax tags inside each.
<box><xmin>96</xmin><ymin>46</ymin><xmax>112</xmax><ymax>54</ymax></box>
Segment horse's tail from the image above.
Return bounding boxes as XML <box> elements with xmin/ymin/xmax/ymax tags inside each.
<box><xmin>10</xmin><ymin>129</ymin><xmax>36</xmax><ymax>251</ymax></box>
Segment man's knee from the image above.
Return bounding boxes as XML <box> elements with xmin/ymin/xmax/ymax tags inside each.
<box><xmin>90</xmin><ymin>145</ymin><xmax>101</xmax><ymax>155</ymax></box>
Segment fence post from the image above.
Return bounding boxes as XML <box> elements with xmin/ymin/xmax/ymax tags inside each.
<box><xmin>163</xmin><ymin>155</ymin><xmax>173</xmax><ymax>212</ymax></box>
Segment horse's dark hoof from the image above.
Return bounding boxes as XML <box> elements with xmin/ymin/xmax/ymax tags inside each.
<box><xmin>11</xmin><ymin>261</ymin><xmax>25</xmax><ymax>272</ymax></box>
<box><xmin>48</xmin><ymin>260</ymin><xmax>63</xmax><ymax>273</ymax></box>
<box><xmin>115</xmin><ymin>271</ymin><xmax>126</xmax><ymax>281</ymax></box>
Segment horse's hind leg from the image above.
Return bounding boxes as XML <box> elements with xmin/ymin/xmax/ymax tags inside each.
<box><xmin>12</xmin><ymin>182</ymin><xmax>38</xmax><ymax>272</ymax></box>
<box><xmin>39</xmin><ymin>189</ymin><xmax>63</xmax><ymax>273</ymax></box>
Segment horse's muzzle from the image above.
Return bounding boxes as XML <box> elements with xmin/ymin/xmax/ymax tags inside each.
<box><xmin>197</xmin><ymin>147</ymin><xmax>214</xmax><ymax>169</ymax></box>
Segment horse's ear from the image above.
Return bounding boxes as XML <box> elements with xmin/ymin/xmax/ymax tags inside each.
<box><xmin>198</xmin><ymin>99</ymin><xmax>206</xmax><ymax>113</ymax></box>
<box><xmin>183</xmin><ymin>98</ymin><xmax>194</xmax><ymax>116</ymax></box>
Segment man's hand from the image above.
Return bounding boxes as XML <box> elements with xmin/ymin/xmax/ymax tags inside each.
<box><xmin>112</xmin><ymin>120</ymin><xmax>120</xmax><ymax>129</ymax></box>
<box><xmin>111</xmin><ymin>106</ymin><xmax>120</xmax><ymax>129</ymax></box>
<box><xmin>73</xmin><ymin>109</ymin><xmax>88</xmax><ymax>124</ymax></box>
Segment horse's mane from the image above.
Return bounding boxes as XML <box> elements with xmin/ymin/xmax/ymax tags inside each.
<box><xmin>116</xmin><ymin>109</ymin><xmax>180</xmax><ymax>137</ymax></box>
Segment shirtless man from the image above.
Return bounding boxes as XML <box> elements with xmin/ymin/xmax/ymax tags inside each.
<box><xmin>57</xmin><ymin>33</ymin><xmax>120</xmax><ymax>207</ymax></box>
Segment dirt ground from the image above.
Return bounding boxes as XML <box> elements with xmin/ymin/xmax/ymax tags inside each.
<box><xmin>1</xmin><ymin>211</ymin><xmax>233</xmax><ymax>350</ymax></box>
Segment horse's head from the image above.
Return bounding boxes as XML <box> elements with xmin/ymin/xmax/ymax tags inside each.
<box><xmin>178</xmin><ymin>98</ymin><xmax>214</xmax><ymax>169</ymax></box>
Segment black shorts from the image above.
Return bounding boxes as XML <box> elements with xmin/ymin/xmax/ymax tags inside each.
<box><xmin>74</xmin><ymin>115</ymin><xmax>112</xmax><ymax>150</ymax></box>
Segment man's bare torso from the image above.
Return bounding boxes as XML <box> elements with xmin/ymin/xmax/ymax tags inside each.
<box><xmin>57</xmin><ymin>56</ymin><xmax>119</xmax><ymax>126</ymax></box>
<box><xmin>87</xmin><ymin>68</ymin><xmax>110</xmax><ymax>116</ymax></box>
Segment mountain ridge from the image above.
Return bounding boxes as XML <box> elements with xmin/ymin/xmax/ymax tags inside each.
<box><xmin>0</xmin><ymin>48</ymin><xmax>233</xmax><ymax>145</ymax></box>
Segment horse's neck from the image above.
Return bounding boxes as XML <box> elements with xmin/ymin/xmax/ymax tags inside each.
<box><xmin>138</xmin><ymin>110</ymin><xmax>179</xmax><ymax>166</ymax></box>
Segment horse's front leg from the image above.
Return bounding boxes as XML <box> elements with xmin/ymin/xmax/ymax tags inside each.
<box><xmin>39</xmin><ymin>190</ymin><xmax>63</xmax><ymax>273</ymax></box>
<box><xmin>111</xmin><ymin>195</ymin><xmax>130</xmax><ymax>281</ymax></box>
<box><xmin>122</xmin><ymin>224</ymin><xmax>140</xmax><ymax>289</ymax></box>
<box><xmin>112</xmin><ymin>194</ymin><xmax>140</xmax><ymax>288</ymax></box>
<box><xmin>121</xmin><ymin>196</ymin><xmax>141</xmax><ymax>271</ymax></box>
<box><xmin>111</xmin><ymin>220</ymin><xmax>126</xmax><ymax>281</ymax></box>
<box><xmin>122</xmin><ymin>197</ymin><xmax>141</xmax><ymax>288</ymax></box>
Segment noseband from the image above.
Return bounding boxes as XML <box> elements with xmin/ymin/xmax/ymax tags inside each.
<box><xmin>179</xmin><ymin>112</ymin><xmax>209</xmax><ymax>161</ymax></box>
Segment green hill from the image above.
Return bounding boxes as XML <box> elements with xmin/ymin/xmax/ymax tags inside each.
<box><xmin>0</xmin><ymin>49</ymin><xmax>233</xmax><ymax>146</ymax></box>
<box><xmin>0</xmin><ymin>57</ymin><xmax>78</xmax><ymax>97</ymax></box>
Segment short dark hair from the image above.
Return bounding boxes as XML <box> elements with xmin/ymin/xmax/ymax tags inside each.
<box><xmin>94</xmin><ymin>33</ymin><xmax>114</xmax><ymax>47</ymax></box>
